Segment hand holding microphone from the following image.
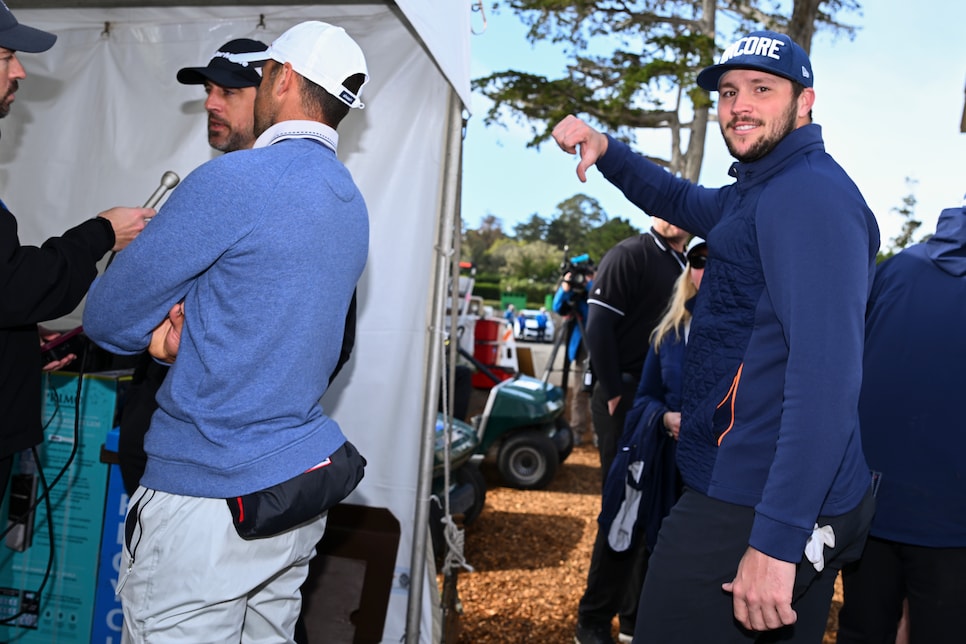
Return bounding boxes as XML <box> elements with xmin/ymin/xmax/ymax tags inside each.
<box><xmin>100</xmin><ymin>171</ymin><xmax>180</xmax><ymax>251</ymax></box>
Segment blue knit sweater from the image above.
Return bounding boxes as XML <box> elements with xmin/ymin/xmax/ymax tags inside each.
<box><xmin>84</xmin><ymin>126</ymin><xmax>368</xmax><ymax>497</ymax></box>
<box><xmin>597</xmin><ymin>124</ymin><xmax>879</xmax><ymax>562</ymax></box>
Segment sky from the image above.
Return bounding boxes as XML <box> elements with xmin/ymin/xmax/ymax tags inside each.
<box><xmin>461</xmin><ymin>3</ymin><xmax>966</xmax><ymax>247</ymax></box>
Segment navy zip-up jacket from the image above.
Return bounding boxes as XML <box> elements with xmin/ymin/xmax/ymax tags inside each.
<box><xmin>596</xmin><ymin>124</ymin><xmax>879</xmax><ymax>562</ymax></box>
<box><xmin>860</xmin><ymin>202</ymin><xmax>966</xmax><ymax>547</ymax></box>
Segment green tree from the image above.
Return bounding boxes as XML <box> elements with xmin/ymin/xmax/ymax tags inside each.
<box><xmin>462</xmin><ymin>214</ymin><xmax>509</xmax><ymax>274</ymax></box>
<box><xmin>583</xmin><ymin>217</ymin><xmax>643</xmax><ymax>265</ymax></box>
<box><xmin>545</xmin><ymin>193</ymin><xmax>607</xmax><ymax>249</ymax></box>
<box><xmin>513</xmin><ymin>213</ymin><xmax>550</xmax><ymax>242</ymax></box>
<box><xmin>493</xmin><ymin>239</ymin><xmax>561</xmax><ymax>280</ymax></box>
<box><xmin>474</xmin><ymin>0</ymin><xmax>860</xmax><ymax>182</ymax></box>
<box><xmin>878</xmin><ymin>177</ymin><xmax>923</xmax><ymax>262</ymax></box>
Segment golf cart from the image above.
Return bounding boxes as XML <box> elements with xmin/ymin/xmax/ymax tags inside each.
<box><xmin>463</xmin><ymin>354</ymin><xmax>573</xmax><ymax>490</ymax></box>
<box><xmin>444</xmin><ymin>263</ymin><xmax>573</xmax><ymax>490</ymax></box>
<box><xmin>429</xmin><ymin>413</ymin><xmax>487</xmax><ymax>558</ymax></box>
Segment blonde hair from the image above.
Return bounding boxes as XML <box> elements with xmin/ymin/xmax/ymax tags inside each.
<box><xmin>650</xmin><ymin>266</ymin><xmax>699</xmax><ymax>351</ymax></box>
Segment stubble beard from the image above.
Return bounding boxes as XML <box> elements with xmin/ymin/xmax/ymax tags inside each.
<box><xmin>0</xmin><ymin>80</ymin><xmax>18</xmax><ymax>118</ymax></box>
<box><xmin>208</xmin><ymin>125</ymin><xmax>252</xmax><ymax>153</ymax></box>
<box><xmin>722</xmin><ymin>98</ymin><xmax>798</xmax><ymax>164</ymax></box>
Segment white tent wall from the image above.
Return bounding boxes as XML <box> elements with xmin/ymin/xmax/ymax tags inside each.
<box><xmin>2</xmin><ymin>3</ymin><xmax>469</xmax><ymax>642</ymax></box>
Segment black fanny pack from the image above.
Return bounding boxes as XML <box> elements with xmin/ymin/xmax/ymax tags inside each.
<box><xmin>226</xmin><ymin>440</ymin><xmax>366</xmax><ymax>540</ymax></box>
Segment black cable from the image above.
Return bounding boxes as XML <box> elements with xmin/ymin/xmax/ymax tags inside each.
<box><xmin>0</xmin><ymin>342</ymin><xmax>87</xmax><ymax>628</ymax></box>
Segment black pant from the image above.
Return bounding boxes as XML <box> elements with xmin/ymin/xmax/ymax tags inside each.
<box><xmin>838</xmin><ymin>536</ymin><xmax>966</xmax><ymax>644</ymax></box>
<box><xmin>590</xmin><ymin>376</ymin><xmax>638</xmax><ymax>485</ymax></box>
<box><xmin>578</xmin><ymin>376</ymin><xmax>646</xmax><ymax>634</ymax></box>
<box><xmin>635</xmin><ymin>487</ymin><xmax>874</xmax><ymax>643</ymax></box>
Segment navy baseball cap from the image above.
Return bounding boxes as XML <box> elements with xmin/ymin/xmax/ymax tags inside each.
<box><xmin>0</xmin><ymin>2</ymin><xmax>56</xmax><ymax>53</ymax></box>
<box><xmin>697</xmin><ymin>30</ymin><xmax>813</xmax><ymax>92</ymax></box>
<box><xmin>177</xmin><ymin>38</ymin><xmax>268</xmax><ymax>89</ymax></box>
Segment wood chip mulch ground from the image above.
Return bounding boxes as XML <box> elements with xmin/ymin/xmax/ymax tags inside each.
<box><xmin>437</xmin><ymin>441</ymin><xmax>842</xmax><ymax>643</ymax></box>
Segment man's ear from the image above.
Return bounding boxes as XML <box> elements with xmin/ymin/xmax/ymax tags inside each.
<box><xmin>273</xmin><ymin>62</ymin><xmax>297</xmax><ymax>98</ymax></box>
<box><xmin>798</xmin><ymin>87</ymin><xmax>816</xmax><ymax>119</ymax></box>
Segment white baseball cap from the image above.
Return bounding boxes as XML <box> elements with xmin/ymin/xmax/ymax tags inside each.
<box><xmin>230</xmin><ymin>21</ymin><xmax>368</xmax><ymax>109</ymax></box>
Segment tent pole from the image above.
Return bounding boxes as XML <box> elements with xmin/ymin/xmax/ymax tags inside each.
<box><xmin>407</xmin><ymin>86</ymin><xmax>464</xmax><ymax>643</ymax></box>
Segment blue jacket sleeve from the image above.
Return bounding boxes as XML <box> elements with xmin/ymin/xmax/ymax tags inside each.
<box><xmin>625</xmin><ymin>343</ymin><xmax>669</xmax><ymax>440</ymax></box>
<box><xmin>552</xmin><ymin>286</ymin><xmax>570</xmax><ymax>314</ymax></box>
<box><xmin>596</xmin><ymin>136</ymin><xmax>723</xmax><ymax>239</ymax></box>
<box><xmin>748</xmin><ymin>173</ymin><xmax>878</xmax><ymax>561</ymax></box>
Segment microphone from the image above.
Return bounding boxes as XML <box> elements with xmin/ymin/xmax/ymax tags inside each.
<box><xmin>106</xmin><ymin>171</ymin><xmax>181</xmax><ymax>267</ymax></box>
<box><xmin>143</xmin><ymin>170</ymin><xmax>180</xmax><ymax>216</ymax></box>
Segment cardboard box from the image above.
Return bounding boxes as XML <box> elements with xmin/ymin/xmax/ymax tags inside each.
<box><xmin>0</xmin><ymin>371</ymin><xmax>129</xmax><ymax>643</ymax></box>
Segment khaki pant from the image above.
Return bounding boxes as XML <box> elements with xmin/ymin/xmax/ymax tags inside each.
<box><xmin>119</xmin><ymin>487</ymin><xmax>327</xmax><ymax>643</ymax></box>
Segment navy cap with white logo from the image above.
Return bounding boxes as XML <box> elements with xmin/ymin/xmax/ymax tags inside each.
<box><xmin>697</xmin><ymin>30</ymin><xmax>813</xmax><ymax>92</ymax></box>
<box><xmin>0</xmin><ymin>1</ymin><xmax>56</xmax><ymax>53</ymax></box>
<box><xmin>177</xmin><ymin>38</ymin><xmax>268</xmax><ymax>89</ymax></box>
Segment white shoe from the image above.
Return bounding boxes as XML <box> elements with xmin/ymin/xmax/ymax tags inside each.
<box><xmin>618</xmin><ymin>633</ymin><xmax>633</xmax><ymax>643</ymax></box>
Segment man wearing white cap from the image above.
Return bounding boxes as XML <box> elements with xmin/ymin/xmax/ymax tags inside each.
<box><xmin>83</xmin><ymin>21</ymin><xmax>370</xmax><ymax>641</ymax></box>
<box><xmin>553</xmin><ymin>29</ymin><xmax>877</xmax><ymax>642</ymax></box>
<box><xmin>0</xmin><ymin>2</ymin><xmax>149</xmax><ymax>502</ymax></box>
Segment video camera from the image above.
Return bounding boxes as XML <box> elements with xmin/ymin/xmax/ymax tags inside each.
<box><xmin>560</xmin><ymin>252</ymin><xmax>594</xmax><ymax>297</ymax></box>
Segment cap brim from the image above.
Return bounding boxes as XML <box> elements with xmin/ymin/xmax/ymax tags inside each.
<box><xmin>0</xmin><ymin>24</ymin><xmax>57</xmax><ymax>54</ymax></box>
<box><xmin>697</xmin><ymin>63</ymin><xmax>799</xmax><ymax>91</ymax></box>
<box><xmin>177</xmin><ymin>66</ymin><xmax>260</xmax><ymax>88</ymax></box>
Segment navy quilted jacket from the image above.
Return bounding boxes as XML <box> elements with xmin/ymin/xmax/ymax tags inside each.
<box><xmin>597</xmin><ymin>124</ymin><xmax>879</xmax><ymax>562</ymax></box>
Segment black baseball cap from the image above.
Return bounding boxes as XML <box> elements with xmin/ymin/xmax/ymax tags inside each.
<box><xmin>177</xmin><ymin>38</ymin><xmax>268</xmax><ymax>89</ymax></box>
<box><xmin>0</xmin><ymin>2</ymin><xmax>56</xmax><ymax>53</ymax></box>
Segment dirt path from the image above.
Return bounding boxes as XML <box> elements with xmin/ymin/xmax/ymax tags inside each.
<box><xmin>442</xmin><ymin>442</ymin><xmax>842</xmax><ymax>643</ymax></box>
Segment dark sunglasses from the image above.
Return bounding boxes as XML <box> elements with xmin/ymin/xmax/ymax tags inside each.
<box><xmin>689</xmin><ymin>255</ymin><xmax>707</xmax><ymax>269</ymax></box>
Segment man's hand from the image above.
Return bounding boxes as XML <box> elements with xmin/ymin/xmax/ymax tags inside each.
<box><xmin>551</xmin><ymin>115</ymin><xmax>609</xmax><ymax>183</ymax></box>
<box><xmin>722</xmin><ymin>547</ymin><xmax>798</xmax><ymax>631</ymax></box>
<box><xmin>97</xmin><ymin>206</ymin><xmax>155</xmax><ymax>251</ymax></box>
<box><xmin>607</xmin><ymin>395</ymin><xmax>621</xmax><ymax>416</ymax></box>
<box><xmin>662</xmin><ymin>411</ymin><xmax>681</xmax><ymax>440</ymax></box>
<box><xmin>39</xmin><ymin>328</ymin><xmax>76</xmax><ymax>372</ymax></box>
<box><xmin>560</xmin><ymin>272</ymin><xmax>572</xmax><ymax>292</ymax></box>
<box><xmin>148</xmin><ymin>302</ymin><xmax>184</xmax><ymax>364</ymax></box>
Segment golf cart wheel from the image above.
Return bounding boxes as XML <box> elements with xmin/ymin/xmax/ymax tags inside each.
<box><xmin>454</xmin><ymin>464</ymin><xmax>487</xmax><ymax>525</ymax></box>
<box><xmin>554</xmin><ymin>418</ymin><xmax>575</xmax><ymax>462</ymax></box>
<box><xmin>497</xmin><ymin>430</ymin><xmax>559</xmax><ymax>490</ymax></box>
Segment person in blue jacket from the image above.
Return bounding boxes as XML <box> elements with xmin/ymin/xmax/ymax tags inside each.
<box><xmin>836</xmin><ymin>199</ymin><xmax>966</xmax><ymax>643</ymax></box>
<box><xmin>552</xmin><ymin>267</ymin><xmax>593</xmax><ymax>443</ymax></box>
<box><xmin>600</xmin><ymin>240</ymin><xmax>706</xmax><ymax>557</ymax></box>
<box><xmin>552</xmin><ymin>30</ymin><xmax>877</xmax><ymax>642</ymax></box>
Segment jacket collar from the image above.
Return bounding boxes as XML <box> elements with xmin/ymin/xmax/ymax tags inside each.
<box><xmin>253</xmin><ymin>119</ymin><xmax>338</xmax><ymax>153</ymax></box>
<box><xmin>728</xmin><ymin>123</ymin><xmax>825</xmax><ymax>189</ymax></box>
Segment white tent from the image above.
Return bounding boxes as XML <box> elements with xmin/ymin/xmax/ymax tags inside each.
<box><xmin>2</xmin><ymin>2</ymin><xmax>470</xmax><ymax>642</ymax></box>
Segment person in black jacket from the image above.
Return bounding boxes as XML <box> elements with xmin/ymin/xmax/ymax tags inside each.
<box><xmin>0</xmin><ymin>5</ymin><xmax>150</xmax><ymax>499</ymax></box>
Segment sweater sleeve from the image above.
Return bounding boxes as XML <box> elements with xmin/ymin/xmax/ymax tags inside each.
<box><xmin>83</xmin><ymin>158</ymin><xmax>252</xmax><ymax>354</ymax></box>
<box><xmin>0</xmin><ymin>206</ymin><xmax>114</xmax><ymax>326</ymax></box>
